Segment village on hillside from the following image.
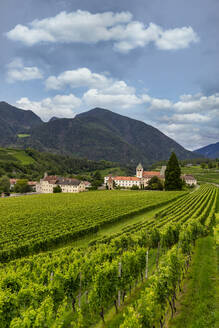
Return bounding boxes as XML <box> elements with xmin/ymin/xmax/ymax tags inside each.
<box><xmin>1</xmin><ymin>161</ymin><xmax>197</xmax><ymax>197</ymax></box>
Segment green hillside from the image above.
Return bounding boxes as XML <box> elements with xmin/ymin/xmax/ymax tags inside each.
<box><xmin>0</xmin><ymin>147</ymin><xmax>132</xmax><ymax>181</ymax></box>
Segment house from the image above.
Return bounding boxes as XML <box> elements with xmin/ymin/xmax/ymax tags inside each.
<box><xmin>10</xmin><ymin>179</ymin><xmax>37</xmax><ymax>191</ymax></box>
<box><xmin>104</xmin><ymin>164</ymin><xmax>165</xmax><ymax>189</ymax></box>
<box><xmin>83</xmin><ymin>181</ymin><xmax>92</xmax><ymax>189</ymax></box>
<box><xmin>107</xmin><ymin>176</ymin><xmax>114</xmax><ymax>190</ymax></box>
<box><xmin>28</xmin><ymin>181</ymin><xmax>37</xmax><ymax>191</ymax></box>
<box><xmin>9</xmin><ymin>179</ymin><xmax>17</xmax><ymax>189</ymax></box>
<box><xmin>36</xmin><ymin>173</ymin><xmax>86</xmax><ymax>193</ymax></box>
<box><xmin>113</xmin><ymin>176</ymin><xmax>141</xmax><ymax>188</ymax></box>
<box><xmin>182</xmin><ymin>175</ymin><xmax>197</xmax><ymax>186</ymax></box>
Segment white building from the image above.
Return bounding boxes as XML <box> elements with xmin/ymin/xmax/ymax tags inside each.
<box><xmin>36</xmin><ymin>174</ymin><xmax>86</xmax><ymax>193</ymax></box>
<box><xmin>109</xmin><ymin>176</ymin><xmax>141</xmax><ymax>188</ymax></box>
<box><xmin>104</xmin><ymin>163</ymin><xmax>165</xmax><ymax>189</ymax></box>
<box><xmin>182</xmin><ymin>175</ymin><xmax>197</xmax><ymax>186</ymax></box>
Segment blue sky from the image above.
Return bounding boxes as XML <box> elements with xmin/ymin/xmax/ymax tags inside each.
<box><xmin>0</xmin><ymin>0</ymin><xmax>218</xmax><ymax>150</ymax></box>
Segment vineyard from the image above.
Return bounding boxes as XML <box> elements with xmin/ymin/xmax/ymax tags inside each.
<box><xmin>0</xmin><ymin>190</ymin><xmax>184</xmax><ymax>261</ymax></box>
<box><xmin>0</xmin><ymin>184</ymin><xmax>218</xmax><ymax>327</ymax></box>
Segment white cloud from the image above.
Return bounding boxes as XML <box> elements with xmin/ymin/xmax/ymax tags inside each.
<box><xmin>46</xmin><ymin>67</ymin><xmax>143</xmax><ymax>109</ymax></box>
<box><xmin>83</xmin><ymin>88</ymin><xmax>143</xmax><ymax>109</ymax></box>
<box><xmin>16</xmin><ymin>94</ymin><xmax>81</xmax><ymax>121</ymax></box>
<box><xmin>6</xmin><ymin>10</ymin><xmax>199</xmax><ymax>52</ymax></box>
<box><xmin>172</xmin><ymin>113</ymin><xmax>210</xmax><ymax>123</ymax></box>
<box><xmin>143</xmin><ymin>92</ymin><xmax>219</xmax><ymax>149</ymax></box>
<box><xmin>45</xmin><ymin>67</ymin><xmax>112</xmax><ymax>90</ymax></box>
<box><xmin>6</xmin><ymin>58</ymin><xmax>43</xmax><ymax>83</ymax></box>
<box><xmin>155</xmin><ymin>26</ymin><xmax>199</xmax><ymax>50</ymax></box>
<box><xmin>173</xmin><ymin>93</ymin><xmax>219</xmax><ymax>112</ymax></box>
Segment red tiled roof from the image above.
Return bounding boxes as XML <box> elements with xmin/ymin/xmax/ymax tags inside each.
<box><xmin>143</xmin><ymin>171</ymin><xmax>161</xmax><ymax>177</ymax></box>
<box><xmin>83</xmin><ymin>181</ymin><xmax>91</xmax><ymax>186</ymax></box>
<box><xmin>28</xmin><ymin>181</ymin><xmax>37</xmax><ymax>185</ymax></box>
<box><xmin>114</xmin><ymin>176</ymin><xmax>140</xmax><ymax>181</ymax></box>
<box><xmin>10</xmin><ymin>179</ymin><xmax>37</xmax><ymax>185</ymax></box>
<box><xmin>182</xmin><ymin>175</ymin><xmax>196</xmax><ymax>180</ymax></box>
<box><xmin>44</xmin><ymin>176</ymin><xmax>58</xmax><ymax>182</ymax></box>
<box><xmin>10</xmin><ymin>179</ymin><xmax>17</xmax><ymax>184</ymax></box>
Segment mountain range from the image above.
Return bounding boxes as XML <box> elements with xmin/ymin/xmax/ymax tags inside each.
<box><xmin>0</xmin><ymin>101</ymin><xmax>201</xmax><ymax>164</ymax></box>
<box><xmin>195</xmin><ymin>142</ymin><xmax>219</xmax><ymax>159</ymax></box>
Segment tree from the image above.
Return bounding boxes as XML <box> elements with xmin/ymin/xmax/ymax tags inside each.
<box><xmin>131</xmin><ymin>185</ymin><xmax>139</xmax><ymax>190</ymax></box>
<box><xmin>164</xmin><ymin>153</ymin><xmax>182</xmax><ymax>190</ymax></box>
<box><xmin>14</xmin><ymin>179</ymin><xmax>31</xmax><ymax>193</ymax></box>
<box><xmin>147</xmin><ymin>176</ymin><xmax>163</xmax><ymax>190</ymax></box>
<box><xmin>0</xmin><ymin>175</ymin><xmax>10</xmax><ymax>194</ymax></box>
<box><xmin>53</xmin><ymin>185</ymin><xmax>62</xmax><ymax>193</ymax></box>
<box><xmin>91</xmin><ymin>171</ymin><xmax>103</xmax><ymax>189</ymax></box>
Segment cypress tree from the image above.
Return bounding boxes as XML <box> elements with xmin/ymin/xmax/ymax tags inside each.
<box><xmin>164</xmin><ymin>152</ymin><xmax>182</xmax><ymax>190</ymax></box>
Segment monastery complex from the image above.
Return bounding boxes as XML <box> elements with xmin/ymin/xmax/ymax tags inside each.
<box><xmin>104</xmin><ymin>163</ymin><xmax>197</xmax><ymax>189</ymax></box>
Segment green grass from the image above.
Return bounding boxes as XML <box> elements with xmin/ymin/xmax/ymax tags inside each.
<box><xmin>17</xmin><ymin>134</ymin><xmax>30</xmax><ymax>138</ymax></box>
<box><xmin>63</xmin><ymin>203</ymin><xmax>172</xmax><ymax>249</ymax></box>
<box><xmin>169</xmin><ymin>233</ymin><xmax>218</xmax><ymax>328</ymax></box>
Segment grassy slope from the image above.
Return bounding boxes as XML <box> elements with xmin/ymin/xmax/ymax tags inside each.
<box><xmin>64</xmin><ymin>204</ymin><xmax>171</xmax><ymax>249</ymax></box>
<box><xmin>83</xmin><ymin>167</ymin><xmax>127</xmax><ymax>179</ymax></box>
<box><xmin>7</xmin><ymin>149</ymin><xmax>35</xmax><ymax>164</ymax></box>
<box><xmin>17</xmin><ymin>134</ymin><xmax>30</xmax><ymax>138</ymax></box>
<box><xmin>0</xmin><ymin>147</ymin><xmax>35</xmax><ymax>164</ymax></box>
<box><xmin>169</xmin><ymin>217</ymin><xmax>219</xmax><ymax>328</ymax></box>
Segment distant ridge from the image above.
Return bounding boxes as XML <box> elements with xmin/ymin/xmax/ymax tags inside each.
<box><xmin>0</xmin><ymin>103</ymin><xmax>199</xmax><ymax>164</ymax></box>
<box><xmin>0</xmin><ymin>101</ymin><xmax>42</xmax><ymax>146</ymax></box>
<box><xmin>195</xmin><ymin>142</ymin><xmax>219</xmax><ymax>159</ymax></box>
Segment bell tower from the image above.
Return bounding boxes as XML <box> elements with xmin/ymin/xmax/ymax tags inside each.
<box><xmin>136</xmin><ymin>163</ymin><xmax>143</xmax><ymax>178</ymax></box>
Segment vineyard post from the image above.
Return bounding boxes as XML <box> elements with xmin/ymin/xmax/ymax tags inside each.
<box><xmin>156</xmin><ymin>242</ymin><xmax>160</xmax><ymax>270</ymax></box>
<box><xmin>145</xmin><ymin>249</ymin><xmax>149</xmax><ymax>279</ymax></box>
<box><xmin>85</xmin><ymin>290</ymin><xmax>88</xmax><ymax>304</ymax></box>
<box><xmin>50</xmin><ymin>271</ymin><xmax>54</xmax><ymax>281</ymax></box>
<box><xmin>118</xmin><ymin>261</ymin><xmax>122</xmax><ymax>307</ymax></box>
<box><xmin>79</xmin><ymin>272</ymin><xmax>82</xmax><ymax>307</ymax></box>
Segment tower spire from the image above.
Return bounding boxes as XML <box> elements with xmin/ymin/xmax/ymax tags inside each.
<box><xmin>136</xmin><ymin>163</ymin><xmax>143</xmax><ymax>178</ymax></box>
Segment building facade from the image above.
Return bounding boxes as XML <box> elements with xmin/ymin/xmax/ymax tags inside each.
<box><xmin>105</xmin><ymin>164</ymin><xmax>165</xmax><ymax>189</ymax></box>
<box><xmin>36</xmin><ymin>174</ymin><xmax>86</xmax><ymax>193</ymax></box>
<box><xmin>182</xmin><ymin>174</ymin><xmax>197</xmax><ymax>186</ymax></box>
